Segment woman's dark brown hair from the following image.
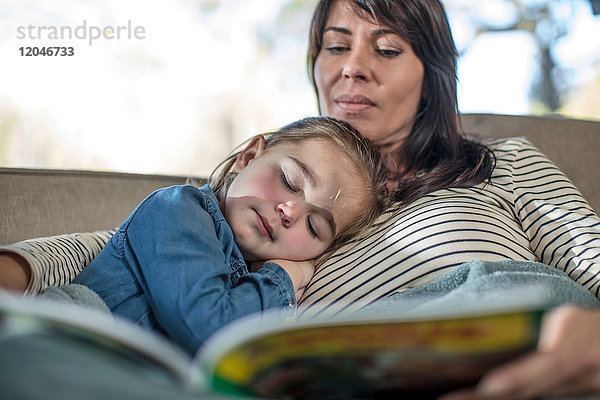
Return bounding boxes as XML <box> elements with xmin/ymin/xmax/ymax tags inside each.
<box><xmin>307</xmin><ymin>0</ymin><xmax>495</xmax><ymax>206</ymax></box>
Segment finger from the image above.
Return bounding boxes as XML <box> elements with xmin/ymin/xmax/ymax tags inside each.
<box><xmin>537</xmin><ymin>305</ymin><xmax>585</xmax><ymax>352</ymax></box>
<box><xmin>544</xmin><ymin>368</ymin><xmax>600</xmax><ymax>398</ymax></box>
<box><xmin>475</xmin><ymin>306</ymin><xmax>600</xmax><ymax>399</ymax></box>
<box><xmin>437</xmin><ymin>387</ymin><xmax>482</xmax><ymax>400</ymax></box>
<box><xmin>475</xmin><ymin>352</ymin><xmax>567</xmax><ymax>399</ymax></box>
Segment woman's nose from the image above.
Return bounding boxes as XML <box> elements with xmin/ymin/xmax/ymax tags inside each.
<box><xmin>277</xmin><ymin>202</ymin><xmax>300</xmax><ymax>228</ymax></box>
<box><xmin>342</xmin><ymin>49</ymin><xmax>371</xmax><ymax>81</ymax></box>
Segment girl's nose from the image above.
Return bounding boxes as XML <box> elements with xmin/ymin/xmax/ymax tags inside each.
<box><xmin>276</xmin><ymin>201</ymin><xmax>300</xmax><ymax>228</ymax></box>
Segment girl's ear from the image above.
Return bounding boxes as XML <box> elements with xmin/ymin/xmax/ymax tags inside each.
<box><xmin>233</xmin><ymin>135</ymin><xmax>266</xmax><ymax>171</ymax></box>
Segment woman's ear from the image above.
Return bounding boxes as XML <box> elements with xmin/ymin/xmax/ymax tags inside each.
<box><xmin>233</xmin><ymin>135</ymin><xmax>266</xmax><ymax>171</ymax></box>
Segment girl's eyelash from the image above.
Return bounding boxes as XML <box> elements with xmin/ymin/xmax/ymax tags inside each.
<box><xmin>280</xmin><ymin>169</ymin><xmax>317</xmax><ymax>238</ymax></box>
<box><xmin>281</xmin><ymin>172</ymin><xmax>296</xmax><ymax>193</ymax></box>
<box><xmin>306</xmin><ymin>217</ymin><xmax>318</xmax><ymax>239</ymax></box>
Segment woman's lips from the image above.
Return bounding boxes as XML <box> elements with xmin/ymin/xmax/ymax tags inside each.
<box><xmin>255</xmin><ymin>211</ymin><xmax>273</xmax><ymax>240</ymax></box>
<box><xmin>335</xmin><ymin>94</ymin><xmax>375</xmax><ymax>113</ymax></box>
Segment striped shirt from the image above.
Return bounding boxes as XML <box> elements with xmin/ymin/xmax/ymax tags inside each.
<box><xmin>3</xmin><ymin>138</ymin><xmax>600</xmax><ymax>316</ymax></box>
<box><xmin>298</xmin><ymin>137</ymin><xmax>600</xmax><ymax>318</ymax></box>
<box><xmin>3</xmin><ymin>229</ymin><xmax>115</xmax><ymax>295</ymax></box>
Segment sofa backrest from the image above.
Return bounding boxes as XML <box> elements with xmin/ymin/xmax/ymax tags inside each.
<box><xmin>459</xmin><ymin>113</ymin><xmax>600</xmax><ymax>214</ymax></box>
<box><xmin>1</xmin><ymin>113</ymin><xmax>599</xmax><ymax>245</ymax></box>
<box><xmin>0</xmin><ymin>169</ymin><xmax>196</xmax><ymax>244</ymax></box>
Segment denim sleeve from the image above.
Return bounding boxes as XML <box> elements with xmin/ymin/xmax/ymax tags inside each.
<box><xmin>123</xmin><ymin>186</ymin><xmax>295</xmax><ymax>355</ymax></box>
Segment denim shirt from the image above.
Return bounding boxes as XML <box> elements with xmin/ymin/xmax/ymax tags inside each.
<box><xmin>74</xmin><ymin>185</ymin><xmax>295</xmax><ymax>355</ymax></box>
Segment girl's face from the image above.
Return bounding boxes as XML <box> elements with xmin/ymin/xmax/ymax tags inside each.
<box><xmin>224</xmin><ymin>136</ymin><xmax>366</xmax><ymax>262</ymax></box>
<box><xmin>314</xmin><ymin>0</ymin><xmax>425</xmax><ymax>156</ymax></box>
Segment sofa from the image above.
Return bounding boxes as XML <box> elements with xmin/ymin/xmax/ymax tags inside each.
<box><xmin>1</xmin><ymin>113</ymin><xmax>599</xmax><ymax>247</ymax></box>
<box><xmin>1</xmin><ymin>112</ymin><xmax>600</xmax><ymax>399</ymax></box>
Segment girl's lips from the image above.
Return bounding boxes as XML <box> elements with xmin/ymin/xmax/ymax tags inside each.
<box><xmin>335</xmin><ymin>94</ymin><xmax>375</xmax><ymax>113</ymax></box>
<box><xmin>255</xmin><ymin>211</ymin><xmax>273</xmax><ymax>240</ymax></box>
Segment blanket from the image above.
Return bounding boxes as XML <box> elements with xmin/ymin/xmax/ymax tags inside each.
<box><xmin>40</xmin><ymin>283</ymin><xmax>112</xmax><ymax>314</ymax></box>
<box><xmin>37</xmin><ymin>259</ymin><xmax>600</xmax><ymax>319</ymax></box>
<box><xmin>360</xmin><ymin>259</ymin><xmax>600</xmax><ymax>316</ymax></box>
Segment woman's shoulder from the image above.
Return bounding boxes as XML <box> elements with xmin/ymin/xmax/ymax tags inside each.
<box><xmin>480</xmin><ymin>136</ymin><xmax>533</xmax><ymax>152</ymax></box>
<box><xmin>480</xmin><ymin>136</ymin><xmax>549</xmax><ymax>168</ymax></box>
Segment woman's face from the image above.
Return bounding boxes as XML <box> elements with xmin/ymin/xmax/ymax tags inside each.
<box><xmin>314</xmin><ymin>0</ymin><xmax>425</xmax><ymax>156</ymax></box>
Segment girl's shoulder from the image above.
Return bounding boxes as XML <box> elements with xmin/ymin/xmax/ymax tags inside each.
<box><xmin>130</xmin><ymin>184</ymin><xmax>223</xmax><ymax>225</ymax></box>
<box><xmin>148</xmin><ymin>184</ymin><xmax>217</xmax><ymax>208</ymax></box>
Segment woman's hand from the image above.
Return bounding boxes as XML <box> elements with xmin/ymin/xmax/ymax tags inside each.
<box><xmin>440</xmin><ymin>305</ymin><xmax>600</xmax><ymax>400</ymax></box>
<box><xmin>250</xmin><ymin>259</ymin><xmax>315</xmax><ymax>302</ymax></box>
<box><xmin>0</xmin><ymin>251</ymin><xmax>31</xmax><ymax>292</ymax></box>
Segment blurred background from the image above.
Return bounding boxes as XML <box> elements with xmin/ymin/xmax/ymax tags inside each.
<box><xmin>1</xmin><ymin>0</ymin><xmax>599</xmax><ymax>178</ymax></box>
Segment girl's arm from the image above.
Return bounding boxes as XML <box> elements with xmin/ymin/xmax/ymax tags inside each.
<box><xmin>118</xmin><ymin>186</ymin><xmax>296</xmax><ymax>354</ymax></box>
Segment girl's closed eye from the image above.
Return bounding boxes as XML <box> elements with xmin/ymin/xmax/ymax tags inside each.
<box><xmin>306</xmin><ymin>216</ymin><xmax>318</xmax><ymax>239</ymax></box>
<box><xmin>280</xmin><ymin>172</ymin><xmax>297</xmax><ymax>193</ymax></box>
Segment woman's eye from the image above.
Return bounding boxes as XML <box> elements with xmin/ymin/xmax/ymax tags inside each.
<box><xmin>325</xmin><ymin>46</ymin><xmax>348</xmax><ymax>55</ymax></box>
<box><xmin>306</xmin><ymin>216</ymin><xmax>318</xmax><ymax>239</ymax></box>
<box><xmin>281</xmin><ymin>172</ymin><xmax>296</xmax><ymax>193</ymax></box>
<box><xmin>376</xmin><ymin>48</ymin><xmax>400</xmax><ymax>58</ymax></box>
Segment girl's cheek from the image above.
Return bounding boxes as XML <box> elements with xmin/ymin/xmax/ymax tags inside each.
<box><xmin>288</xmin><ymin>231</ymin><xmax>327</xmax><ymax>259</ymax></box>
<box><xmin>253</xmin><ymin>176</ymin><xmax>280</xmax><ymax>199</ymax></box>
<box><xmin>283</xmin><ymin>230</ymin><xmax>310</xmax><ymax>252</ymax></box>
<box><xmin>285</xmin><ymin>229</ymin><xmax>307</xmax><ymax>244</ymax></box>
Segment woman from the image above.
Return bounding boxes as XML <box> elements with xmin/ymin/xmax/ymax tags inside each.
<box><xmin>300</xmin><ymin>1</ymin><xmax>600</xmax><ymax>399</ymax></box>
<box><xmin>299</xmin><ymin>0</ymin><xmax>600</xmax><ymax>315</ymax></box>
<box><xmin>2</xmin><ymin>0</ymin><xmax>600</xmax><ymax>397</ymax></box>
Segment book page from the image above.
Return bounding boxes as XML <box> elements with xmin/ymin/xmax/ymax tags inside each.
<box><xmin>0</xmin><ymin>291</ymin><xmax>197</xmax><ymax>387</ymax></box>
<box><xmin>199</xmin><ymin>307</ymin><xmax>543</xmax><ymax>398</ymax></box>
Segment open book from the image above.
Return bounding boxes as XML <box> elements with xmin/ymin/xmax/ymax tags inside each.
<box><xmin>0</xmin><ymin>291</ymin><xmax>543</xmax><ymax>399</ymax></box>
<box><xmin>198</xmin><ymin>306</ymin><xmax>542</xmax><ymax>398</ymax></box>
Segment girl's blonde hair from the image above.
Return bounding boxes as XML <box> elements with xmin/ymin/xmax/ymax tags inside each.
<box><xmin>210</xmin><ymin>116</ymin><xmax>389</xmax><ymax>262</ymax></box>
